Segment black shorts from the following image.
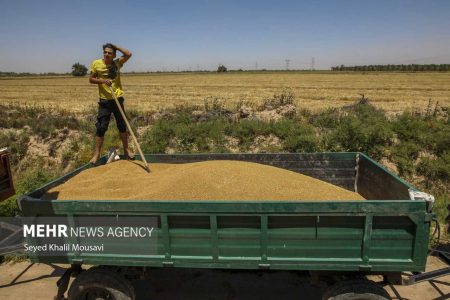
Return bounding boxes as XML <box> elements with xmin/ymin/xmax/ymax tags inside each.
<box><xmin>95</xmin><ymin>97</ymin><xmax>127</xmax><ymax>137</ymax></box>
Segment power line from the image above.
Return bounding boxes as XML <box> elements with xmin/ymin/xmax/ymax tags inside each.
<box><xmin>285</xmin><ymin>59</ymin><xmax>290</xmax><ymax>70</ymax></box>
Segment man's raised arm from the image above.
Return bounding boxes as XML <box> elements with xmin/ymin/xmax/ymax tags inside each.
<box><xmin>112</xmin><ymin>44</ymin><xmax>132</xmax><ymax>65</ymax></box>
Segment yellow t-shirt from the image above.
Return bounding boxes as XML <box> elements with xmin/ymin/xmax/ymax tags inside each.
<box><xmin>90</xmin><ymin>58</ymin><xmax>124</xmax><ymax>99</ymax></box>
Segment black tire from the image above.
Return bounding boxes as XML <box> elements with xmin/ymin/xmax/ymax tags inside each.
<box><xmin>322</xmin><ymin>279</ymin><xmax>391</xmax><ymax>300</ymax></box>
<box><xmin>68</xmin><ymin>267</ymin><xmax>135</xmax><ymax>300</ymax></box>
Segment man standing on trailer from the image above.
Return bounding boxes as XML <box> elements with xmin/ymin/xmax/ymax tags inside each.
<box><xmin>89</xmin><ymin>43</ymin><xmax>134</xmax><ymax>164</ymax></box>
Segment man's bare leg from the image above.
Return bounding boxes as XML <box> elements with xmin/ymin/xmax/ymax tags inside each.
<box><xmin>90</xmin><ymin>136</ymin><xmax>104</xmax><ymax>164</ymax></box>
<box><xmin>120</xmin><ymin>132</ymin><xmax>134</xmax><ymax>159</ymax></box>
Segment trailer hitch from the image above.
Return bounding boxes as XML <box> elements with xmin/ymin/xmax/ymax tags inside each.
<box><xmin>404</xmin><ymin>218</ymin><xmax>450</xmax><ymax>286</ymax></box>
<box><xmin>404</xmin><ymin>250</ymin><xmax>450</xmax><ymax>285</ymax></box>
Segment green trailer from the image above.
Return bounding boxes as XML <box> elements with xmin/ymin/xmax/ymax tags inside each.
<box><xmin>16</xmin><ymin>152</ymin><xmax>438</xmax><ymax>300</ymax></box>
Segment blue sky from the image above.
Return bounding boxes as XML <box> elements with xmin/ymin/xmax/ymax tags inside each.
<box><xmin>1</xmin><ymin>0</ymin><xmax>450</xmax><ymax>72</ymax></box>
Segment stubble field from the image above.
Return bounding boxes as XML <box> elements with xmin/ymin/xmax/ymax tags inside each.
<box><xmin>1</xmin><ymin>71</ymin><xmax>449</xmax><ymax>114</ymax></box>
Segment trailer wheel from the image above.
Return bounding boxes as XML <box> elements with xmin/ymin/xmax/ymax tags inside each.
<box><xmin>322</xmin><ymin>279</ymin><xmax>391</xmax><ymax>300</ymax></box>
<box><xmin>68</xmin><ymin>267</ymin><xmax>135</xmax><ymax>300</ymax></box>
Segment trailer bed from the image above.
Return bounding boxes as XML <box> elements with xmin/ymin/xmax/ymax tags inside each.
<box><xmin>19</xmin><ymin>152</ymin><xmax>432</xmax><ymax>273</ymax></box>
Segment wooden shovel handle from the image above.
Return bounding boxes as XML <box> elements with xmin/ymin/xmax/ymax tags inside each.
<box><xmin>109</xmin><ymin>86</ymin><xmax>150</xmax><ymax>172</ymax></box>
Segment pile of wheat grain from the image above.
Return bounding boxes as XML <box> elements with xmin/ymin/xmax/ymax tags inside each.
<box><xmin>44</xmin><ymin>160</ymin><xmax>364</xmax><ymax>201</ymax></box>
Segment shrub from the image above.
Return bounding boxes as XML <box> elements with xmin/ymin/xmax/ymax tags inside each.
<box><xmin>185</xmin><ymin>119</ymin><xmax>228</xmax><ymax>152</ymax></box>
<box><xmin>417</xmin><ymin>152</ymin><xmax>450</xmax><ymax>189</ymax></box>
<box><xmin>260</xmin><ymin>88</ymin><xmax>295</xmax><ymax>110</ymax></box>
<box><xmin>422</xmin><ymin>118</ymin><xmax>450</xmax><ymax>156</ymax></box>
<box><xmin>0</xmin><ymin>104</ymin><xmax>85</xmax><ymax>141</ymax></box>
<box><xmin>0</xmin><ymin>166</ymin><xmax>56</xmax><ymax>217</ymax></box>
<box><xmin>324</xmin><ymin>114</ymin><xmax>392</xmax><ymax>159</ymax></box>
<box><xmin>0</xmin><ymin>130</ymin><xmax>30</xmax><ymax>166</ymax></box>
<box><xmin>61</xmin><ymin>133</ymin><xmax>92</xmax><ymax>168</ymax></box>
<box><xmin>392</xmin><ymin>112</ymin><xmax>433</xmax><ymax>148</ymax></box>
<box><xmin>272</xmin><ymin>119</ymin><xmax>318</xmax><ymax>152</ymax></box>
<box><xmin>310</xmin><ymin>101</ymin><xmax>392</xmax><ymax>159</ymax></box>
<box><xmin>389</xmin><ymin>141</ymin><xmax>422</xmax><ymax>176</ymax></box>
<box><xmin>431</xmin><ymin>193</ymin><xmax>450</xmax><ymax>225</ymax></box>
<box><xmin>204</xmin><ymin>97</ymin><xmax>227</xmax><ymax>112</ymax></box>
<box><xmin>227</xmin><ymin>119</ymin><xmax>272</xmax><ymax>149</ymax></box>
<box><xmin>141</xmin><ymin>119</ymin><xmax>174</xmax><ymax>153</ymax></box>
<box><xmin>310</xmin><ymin>108</ymin><xmax>340</xmax><ymax>129</ymax></box>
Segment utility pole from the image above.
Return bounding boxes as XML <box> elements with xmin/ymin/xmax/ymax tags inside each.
<box><xmin>311</xmin><ymin>57</ymin><xmax>315</xmax><ymax>71</ymax></box>
<box><xmin>285</xmin><ymin>59</ymin><xmax>291</xmax><ymax>71</ymax></box>
<box><xmin>255</xmin><ymin>62</ymin><xmax>258</xmax><ymax>70</ymax></box>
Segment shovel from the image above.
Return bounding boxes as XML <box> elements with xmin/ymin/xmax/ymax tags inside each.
<box><xmin>108</xmin><ymin>86</ymin><xmax>150</xmax><ymax>173</ymax></box>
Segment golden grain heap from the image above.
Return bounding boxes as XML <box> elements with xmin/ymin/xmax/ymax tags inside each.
<box><xmin>44</xmin><ymin>160</ymin><xmax>364</xmax><ymax>201</ymax></box>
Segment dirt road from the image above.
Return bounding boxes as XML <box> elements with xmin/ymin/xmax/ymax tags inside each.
<box><xmin>0</xmin><ymin>256</ymin><xmax>449</xmax><ymax>299</ymax></box>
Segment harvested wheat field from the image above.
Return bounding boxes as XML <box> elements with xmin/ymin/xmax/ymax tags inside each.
<box><xmin>1</xmin><ymin>72</ymin><xmax>449</xmax><ymax>114</ymax></box>
<box><xmin>44</xmin><ymin>160</ymin><xmax>364</xmax><ymax>201</ymax></box>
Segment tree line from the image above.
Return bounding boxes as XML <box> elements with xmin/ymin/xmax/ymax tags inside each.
<box><xmin>0</xmin><ymin>71</ymin><xmax>67</xmax><ymax>77</ymax></box>
<box><xmin>331</xmin><ymin>64</ymin><xmax>450</xmax><ymax>72</ymax></box>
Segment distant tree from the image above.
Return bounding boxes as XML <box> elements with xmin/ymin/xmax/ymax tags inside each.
<box><xmin>217</xmin><ymin>64</ymin><xmax>227</xmax><ymax>72</ymax></box>
<box><xmin>71</xmin><ymin>63</ymin><xmax>88</xmax><ymax>76</ymax></box>
<box><xmin>331</xmin><ymin>63</ymin><xmax>450</xmax><ymax>72</ymax></box>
